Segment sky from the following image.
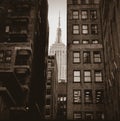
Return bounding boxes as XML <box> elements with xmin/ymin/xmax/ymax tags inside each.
<box><xmin>48</xmin><ymin>0</ymin><xmax>67</xmax><ymax>47</ymax></box>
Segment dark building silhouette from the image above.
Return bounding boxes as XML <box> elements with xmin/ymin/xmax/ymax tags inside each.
<box><xmin>0</xmin><ymin>0</ymin><xmax>49</xmax><ymax>120</ymax></box>
<box><xmin>45</xmin><ymin>55</ymin><xmax>58</xmax><ymax>119</ymax></box>
<box><xmin>100</xmin><ymin>0</ymin><xmax>120</xmax><ymax>120</ymax></box>
<box><xmin>67</xmin><ymin>0</ymin><xmax>105</xmax><ymax>120</ymax></box>
<box><xmin>57</xmin><ymin>81</ymin><xmax>67</xmax><ymax>119</ymax></box>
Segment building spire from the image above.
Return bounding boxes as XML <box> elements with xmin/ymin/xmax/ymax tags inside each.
<box><xmin>56</xmin><ymin>11</ymin><xmax>62</xmax><ymax>43</ymax></box>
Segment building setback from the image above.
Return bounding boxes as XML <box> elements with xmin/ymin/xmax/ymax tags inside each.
<box><xmin>0</xmin><ymin>0</ymin><xmax>49</xmax><ymax>120</ymax></box>
<box><xmin>67</xmin><ymin>0</ymin><xmax>105</xmax><ymax>120</ymax></box>
<box><xmin>45</xmin><ymin>55</ymin><xmax>58</xmax><ymax>120</ymax></box>
<box><xmin>100</xmin><ymin>0</ymin><xmax>120</xmax><ymax>120</ymax></box>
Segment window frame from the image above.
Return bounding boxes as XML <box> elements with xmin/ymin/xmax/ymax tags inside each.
<box><xmin>84</xmin><ymin>90</ymin><xmax>93</xmax><ymax>104</ymax></box>
<box><xmin>82</xmin><ymin>24</ymin><xmax>89</xmax><ymax>34</ymax></box>
<box><xmin>84</xmin><ymin>70</ymin><xmax>92</xmax><ymax>83</ymax></box>
<box><xmin>73</xmin><ymin>70</ymin><xmax>81</xmax><ymax>83</ymax></box>
<box><xmin>73</xmin><ymin>51</ymin><xmax>81</xmax><ymax>63</ymax></box>
<box><xmin>94</xmin><ymin>70</ymin><xmax>103</xmax><ymax>83</ymax></box>
<box><xmin>73</xmin><ymin>111</ymin><xmax>82</xmax><ymax>120</ymax></box>
<box><xmin>81</xmin><ymin>10</ymin><xmax>88</xmax><ymax>20</ymax></box>
<box><xmin>72</xmin><ymin>10</ymin><xmax>79</xmax><ymax>20</ymax></box>
<box><xmin>83</xmin><ymin>51</ymin><xmax>91</xmax><ymax>63</ymax></box>
<box><xmin>91</xmin><ymin>24</ymin><xmax>98</xmax><ymax>35</ymax></box>
<box><xmin>72</xmin><ymin>24</ymin><xmax>80</xmax><ymax>35</ymax></box>
<box><xmin>73</xmin><ymin>90</ymin><xmax>82</xmax><ymax>104</ymax></box>
<box><xmin>93</xmin><ymin>51</ymin><xmax>102</xmax><ymax>63</ymax></box>
<box><xmin>95</xmin><ymin>90</ymin><xmax>104</xmax><ymax>104</ymax></box>
<box><xmin>90</xmin><ymin>10</ymin><xmax>97</xmax><ymax>20</ymax></box>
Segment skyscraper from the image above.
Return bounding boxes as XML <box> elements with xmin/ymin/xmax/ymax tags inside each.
<box><xmin>49</xmin><ymin>14</ymin><xmax>66</xmax><ymax>82</ymax></box>
<box><xmin>67</xmin><ymin>0</ymin><xmax>105</xmax><ymax>120</ymax></box>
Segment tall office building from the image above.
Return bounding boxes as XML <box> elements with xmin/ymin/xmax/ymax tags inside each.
<box><xmin>45</xmin><ymin>55</ymin><xmax>58</xmax><ymax>119</ymax></box>
<box><xmin>100</xmin><ymin>0</ymin><xmax>120</xmax><ymax>120</ymax></box>
<box><xmin>0</xmin><ymin>0</ymin><xmax>49</xmax><ymax>120</ymax></box>
<box><xmin>50</xmin><ymin>15</ymin><xmax>66</xmax><ymax>82</ymax></box>
<box><xmin>67</xmin><ymin>0</ymin><xmax>105</xmax><ymax>120</ymax></box>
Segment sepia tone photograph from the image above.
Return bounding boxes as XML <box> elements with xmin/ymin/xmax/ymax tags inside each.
<box><xmin>0</xmin><ymin>0</ymin><xmax>119</xmax><ymax>121</ymax></box>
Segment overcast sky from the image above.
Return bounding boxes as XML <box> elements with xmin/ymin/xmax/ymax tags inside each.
<box><xmin>48</xmin><ymin>0</ymin><xmax>67</xmax><ymax>47</ymax></box>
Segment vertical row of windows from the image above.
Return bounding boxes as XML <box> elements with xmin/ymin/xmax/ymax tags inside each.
<box><xmin>73</xmin><ymin>51</ymin><xmax>101</xmax><ymax>63</ymax></box>
<box><xmin>73</xmin><ymin>90</ymin><xmax>104</xmax><ymax>104</ymax></box>
<box><xmin>73</xmin><ymin>24</ymin><xmax>98</xmax><ymax>35</ymax></box>
<box><xmin>72</xmin><ymin>10</ymin><xmax>97</xmax><ymax>20</ymax></box>
<box><xmin>73</xmin><ymin>70</ymin><xmax>103</xmax><ymax>83</ymax></box>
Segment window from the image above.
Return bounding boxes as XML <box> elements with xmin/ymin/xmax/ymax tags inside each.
<box><xmin>92</xmin><ymin>39</ymin><xmax>99</xmax><ymax>44</ymax></box>
<box><xmin>73</xmin><ymin>25</ymin><xmax>79</xmax><ymax>34</ymax></box>
<box><xmin>84</xmin><ymin>71</ymin><xmax>91</xmax><ymax>82</ymax></box>
<box><xmin>93</xmin><ymin>0</ymin><xmax>100</xmax><ymax>4</ymax></box>
<box><xmin>90</xmin><ymin>10</ymin><xmax>97</xmax><ymax>20</ymax></box>
<box><xmin>91</xmin><ymin>24</ymin><xmax>98</xmax><ymax>34</ymax></box>
<box><xmin>94</xmin><ymin>71</ymin><xmax>103</xmax><ymax>82</ymax></box>
<box><xmin>82</xmin><ymin>39</ymin><xmax>89</xmax><ymax>44</ymax></box>
<box><xmin>73</xmin><ymin>11</ymin><xmax>79</xmax><ymax>19</ymax></box>
<box><xmin>0</xmin><ymin>50</ymin><xmax>4</xmax><ymax>63</ymax></box>
<box><xmin>73</xmin><ymin>112</ymin><xmax>82</xmax><ymax>120</ymax></box>
<box><xmin>93</xmin><ymin>51</ymin><xmax>101</xmax><ymax>63</ymax></box>
<box><xmin>72</xmin><ymin>0</ymin><xmax>78</xmax><ymax>4</ymax></box>
<box><xmin>82</xmin><ymin>25</ymin><xmax>89</xmax><ymax>34</ymax></box>
<box><xmin>46</xmin><ymin>98</ymin><xmax>51</xmax><ymax>105</ymax></box>
<box><xmin>73</xmin><ymin>40</ymin><xmax>80</xmax><ymax>44</ymax></box>
<box><xmin>85</xmin><ymin>112</ymin><xmax>93</xmax><ymax>120</ymax></box>
<box><xmin>83</xmin><ymin>51</ymin><xmax>91</xmax><ymax>63</ymax></box>
<box><xmin>73</xmin><ymin>71</ymin><xmax>81</xmax><ymax>82</ymax></box>
<box><xmin>95</xmin><ymin>90</ymin><xmax>104</xmax><ymax>103</ymax></box>
<box><xmin>84</xmin><ymin>90</ymin><xmax>93</xmax><ymax>103</ymax></box>
<box><xmin>73</xmin><ymin>52</ymin><xmax>80</xmax><ymax>63</ymax></box>
<box><xmin>0</xmin><ymin>50</ymin><xmax>12</xmax><ymax>63</ymax></box>
<box><xmin>81</xmin><ymin>0</ymin><xmax>90</xmax><ymax>4</ymax></box>
<box><xmin>45</xmin><ymin>109</ymin><xmax>50</xmax><ymax>115</ymax></box>
<box><xmin>96</xmin><ymin>112</ymin><xmax>104</xmax><ymax>120</ymax></box>
<box><xmin>48</xmin><ymin>62</ymin><xmax>52</xmax><ymax>68</ymax></box>
<box><xmin>46</xmin><ymin>89</ymin><xmax>51</xmax><ymax>95</ymax></box>
<box><xmin>48</xmin><ymin>71</ymin><xmax>52</xmax><ymax>78</ymax></box>
<box><xmin>73</xmin><ymin>90</ymin><xmax>81</xmax><ymax>103</ymax></box>
<box><xmin>81</xmin><ymin>10</ymin><xmax>88</xmax><ymax>19</ymax></box>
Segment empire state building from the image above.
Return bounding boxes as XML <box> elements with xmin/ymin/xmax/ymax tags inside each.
<box><xmin>49</xmin><ymin>14</ymin><xmax>66</xmax><ymax>82</ymax></box>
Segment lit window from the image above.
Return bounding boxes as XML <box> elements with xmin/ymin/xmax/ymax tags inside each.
<box><xmin>73</xmin><ymin>25</ymin><xmax>79</xmax><ymax>34</ymax></box>
<box><xmin>85</xmin><ymin>112</ymin><xmax>93</xmax><ymax>120</ymax></box>
<box><xmin>84</xmin><ymin>90</ymin><xmax>93</xmax><ymax>103</ymax></box>
<box><xmin>73</xmin><ymin>90</ymin><xmax>81</xmax><ymax>103</ymax></box>
<box><xmin>83</xmin><ymin>51</ymin><xmax>91</xmax><ymax>63</ymax></box>
<box><xmin>84</xmin><ymin>71</ymin><xmax>91</xmax><ymax>82</ymax></box>
<box><xmin>93</xmin><ymin>51</ymin><xmax>101</xmax><ymax>63</ymax></box>
<box><xmin>95</xmin><ymin>90</ymin><xmax>104</xmax><ymax>103</ymax></box>
<box><xmin>96</xmin><ymin>112</ymin><xmax>104</xmax><ymax>120</ymax></box>
<box><xmin>94</xmin><ymin>71</ymin><xmax>103</xmax><ymax>82</ymax></box>
<box><xmin>82</xmin><ymin>39</ymin><xmax>89</xmax><ymax>44</ymax></box>
<box><xmin>73</xmin><ymin>40</ymin><xmax>80</xmax><ymax>44</ymax></box>
<box><xmin>48</xmin><ymin>62</ymin><xmax>52</xmax><ymax>68</ymax></box>
<box><xmin>5</xmin><ymin>26</ymin><xmax>10</xmax><ymax>33</ymax></box>
<box><xmin>91</xmin><ymin>24</ymin><xmax>98</xmax><ymax>34</ymax></box>
<box><xmin>5</xmin><ymin>50</ymin><xmax>12</xmax><ymax>63</ymax></box>
<box><xmin>90</xmin><ymin>10</ymin><xmax>97</xmax><ymax>20</ymax></box>
<box><xmin>73</xmin><ymin>71</ymin><xmax>81</xmax><ymax>82</ymax></box>
<box><xmin>92</xmin><ymin>39</ymin><xmax>99</xmax><ymax>44</ymax></box>
<box><xmin>81</xmin><ymin>10</ymin><xmax>88</xmax><ymax>19</ymax></box>
<box><xmin>73</xmin><ymin>11</ymin><xmax>79</xmax><ymax>19</ymax></box>
<box><xmin>48</xmin><ymin>71</ymin><xmax>52</xmax><ymax>78</ymax></box>
<box><xmin>73</xmin><ymin>52</ymin><xmax>80</xmax><ymax>63</ymax></box>
<box><xmin>73</xmin><ymin>112</ymin><xmax>82</xmax><ymax>120</ymax></box>
<box><xmin>82</xmin><ymin>25</ymin><xmax>89</xmax><ymax>34</ymax></box>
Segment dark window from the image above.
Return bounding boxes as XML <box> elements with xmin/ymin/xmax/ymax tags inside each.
<box><xmin>84</xmin><ymin>90</ymin><xmax>93</xmax><ymax>103</ymax></box>
<box><xmin>83</xmin><ymin>51</ymin><xmax>91</xmax><ymax>63</ymax></box>
<box><xmin>45</xmin><ymin>109</ymin><xmax>50</xmax><ymax>115</ymax></box>
<box><xmin>73</xmin><ymin>71</ymin><xmax>81</xmax><ymax>82</ymax></box>
<box><xmin>95</xmin><ymin>90</ymin><xmax>104</xmax><ymax>103</ymax></box>
<box><xmin>91</xmin><ymin>24</ymin><xmax>98</xmax><ymax>34</ymax></box>
<box><xmin>46</xmin><ymin>98</ymin><xmax>51</xmax><ymax>105</ymax></box>
<box><xmin>72</xmin><ymin>0</ymin><xmax>78</xmax><ymax>4</ymax></box>
<box><xmin>96</xmin><ymin>112</ymin><xmax>104</xmax><ymax>120</ymax></box>
<box><xmin>73</xmin><ymin>90</ymin><xmax>82</xmax><ymax>103</ymax></box>
<box><xmin>90</xmin><ymin>10</ymin><xmax>97</xmax><ymax>20</ymax></box>
<box><xmin>46</xmin><ymin>89</ymin><xmax>51</xmax><ymax>95</ymax></box>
